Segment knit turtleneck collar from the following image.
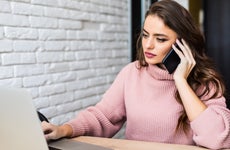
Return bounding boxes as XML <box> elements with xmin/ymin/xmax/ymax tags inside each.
<box><xmin>146</xmin><ymin>64</ymin><xmax>174</xmax><ymax>81</ymax></box>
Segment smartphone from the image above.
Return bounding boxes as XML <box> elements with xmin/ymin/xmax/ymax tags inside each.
<box><xmin>162</xmin><ymin>44</ymin><xmax>181</xmax><ymax>74</ymax></box>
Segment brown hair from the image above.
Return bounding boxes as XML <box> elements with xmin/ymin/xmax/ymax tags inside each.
<box><xmin>136</xmin><ymin>0</ymin><xmax>225</xmax><ymax>133</ymax></box>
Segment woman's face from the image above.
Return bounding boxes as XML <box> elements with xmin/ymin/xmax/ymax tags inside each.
<box><xmin>142</xmin><ymin>15</ymin><xmax>178</xmax><ymax>65</ymax></box>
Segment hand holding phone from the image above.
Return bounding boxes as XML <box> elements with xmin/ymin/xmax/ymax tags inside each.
<box><xmin>162</xmin><ymin>43</ymin><xmax>181</xmax><ymax>74</ymax></box>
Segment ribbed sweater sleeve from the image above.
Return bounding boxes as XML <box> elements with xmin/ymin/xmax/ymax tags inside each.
<box><xmin>191</xmin><ymin>96</ymin><xmax>230</xmax><ymax>149</ymax></box>
<box><xmin>65</xmin><ymin>65</ymin><xmax>127</xmax><ymax>137</ymax></box>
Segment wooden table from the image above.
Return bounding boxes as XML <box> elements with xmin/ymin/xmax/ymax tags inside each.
<box><xmin>73</xmin><ymin>136</ymin><xmax>211</xmax><ymax>150</ymax></box>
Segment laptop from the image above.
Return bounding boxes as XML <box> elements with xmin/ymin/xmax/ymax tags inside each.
<box><xmin>0</xmin><ymin>87</ymin><xmax>112</xmax><ymax>150</ymax></box>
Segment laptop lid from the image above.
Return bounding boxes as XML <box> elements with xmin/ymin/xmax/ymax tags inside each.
<box><xmin>0</xmin><ymin>87</ymin><xmax>49</xmax><ymax>150</ymax></box>
<box><xmin>0</xmin><ymin>87</ymin><xmax>112</xmax><ymax>150</ymax></box>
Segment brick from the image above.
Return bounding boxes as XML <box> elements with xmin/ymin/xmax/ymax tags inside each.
<box><xmin>5</xmin><ymin>27</ymin><xmax>38</xmax><ymax>40</ymax></box>
<box><xmin>49</xmin><ymin>92</ymin><xmax>74</xmax><ymax>106</ymax></box>
<box><xmin>2</xmin><ymin>53</ymin><xmax>36</xmax><ymax>65</ymax></box>
<box><xmin>27</xmin><ymin>87</ymin><xmax>39</xmax><ymax>99</ymax></box>
<box><xmin>69</xmin><ymin>10</ymin><xmax>90</xmax><ymax>21</ymax></box>
<box><xmin>0</xmin><ymin>66</ymin><xmax>13</xmax><ymax>79</ymax></box>
<box><xmin>90</xmin><ymin>13</ymin><xmax>108</xmax><ymax>22</ymax></box>
<box><xmin>66</xmin><ymin>80</ymin><xmax>89</xmax><ymax>91</ymax></box>
<box><xmin>82</xmin><ymin>96</ymin><xmax>100</xmax><ymax>108</ymax></box>
<box><xmin>14</xmin><ymin>0</ymin><xmax>30</xmax><ymax>2</ymax></box>
<box><xmin>33</xmin><ymin>97</ymin><xmax>49</xmax><ymax>109</ymax></box>
<box><xmin>66</xmin><ymin>30</ymin><xmax>77</xmax><ymax>40</ymax></box>
<box><xmin>39</xmin><ymin>29</ymin><xmax>66</xmax><ymax>40</ymax></box>
<box><xmin>0</xmin><ymin>40</ymin><xmax>13</xmax><ymax>52</ymax></box>
<box><xmin>45</xmin><ymin>62</ymin><xmax>70</xmax><ymax>73</ymax></box>
<box><xmin>39</xmin><ymin>106</ymin><xmax>57</xmax><ymax>118</ymax></box>
<box><xmin>12</xmin><ymin>2</ymin><xmax>43</xmax><ymax>16</ymax></box>
<box><xmin>23</xmin><ymin>75</ymin><xmax>49</xmax><ymax>87</ymax></box>
<box><xmin>44</xmin><ymin>7</ymin><xmax>69</xmax><ymax>19</ymax></box>
<box><xmin>15</xmin><ymin>64</ymin><xmax>44</xmax><ymax>77</ymax></box>
<box><xmin>64</xmin><ymin>52</ymin><xmax>75</xmax><ymax>61</ymax></box>
<box><xmin>0</xmin><ymin>1</ymin><xmax>11</xmax><ymax>13</ymax></box>
<box><xmin>69</xmin><ymin>61</ymin><xmax>89</xmax><ymax>70</ymax></box>
<box><xmin>11</xmin><ymin>2</ymin><xmax>32</xmax><ymax>15</ymax></box>
<box><xmin>91</xmin><ymin>0</ymin><xmax>109</xmax><ymax>6</ymax></box>
<box><xmin>30</xmin><ymin>4</ymin><xmax>44</xmax><ymax>16</ymax></box>
<box><xmin>50</xmin><ymin>112</ymin><xmax>77</xmax><ymax>125</ymax></box>
<box><xmin>58</xmin><ymin>0</ymin><xmax>81</xmax><ymax>10</ymax></box>
<box><xmin>59</xmin><ymin>19</ymin><xmax>82</xmax><ymax>29</ymax></box>
<box><xmin>96</xmin><ymin>50</ymin><xmax>113</xmax><ymax>58</ymax></box>
<box><xmin>75</xmin><ymin>51</ymin><xmax>96</xmax><ymax>60</ymax></box>
<box><xmin>56</xmin><ymin>101</ymin><xmax>82</xmax><ymax>115</ymax></box>
<box><xmin>88</xmin><ymin>76</ymin><xmax>107</xmax><ymax>87</ymax></box>
<box><xmin>36</xmin><ymin>52</ymin><xmax>64</xmax><ymax>63</ymax></box>
<box><xmin>89</xmin><ymin>59</ymin><xmax>111</xmax><ymax>68</ymax></box>
<box><xmin>79</xmin><ymin>2</ymin><xmax>97</xmax><ymax>13</ymax></box>
<box><xmin>30</xmin><ymin>16</ymin><xmax>58</xmax><ymax>28</ymax></box>
<box><xmin>99</xmin><ymin>5</ymin><xmax>116</xmax><ymax>15</ymax></box>
<box><xmin>32</xmin><ymin>0</ymin><xmax>59</xmax><ymax>7</ymax></box>
<box><xmin>74</xmin><ymin>87</ymin><xmax>97</xmax><ymax>99</ymax></box>
<box><xmin>76</xmin><ymin>69</ymin><xmax>96</xmax><ymax>80</ymax></box>
<box><xmin>0</xmin><ymin>13</ymin><xmax>29</xmax><ymax>27</ymax></box>
<box><xmin>96</xmin><ymin>67</ymin><xmax>113</xmax><ymax>76</ymax></box>
<box><xmin>45</xmin><ymin>41</ymin><xmax>68</xmax><ymax>51</ymax></box>
<box><xmin>39</xmin><ymin>84</ymin><xmax>65</xmax><ymax>96</ymax></box>
<box><xmin>96</xmin><ymin>85</ymin><xmax>109</xmax><ymax>95</ymax></box>
<box><xmin>76</xmin><ymin>31</ymin><xmax>98</xmax><ymax>40</ymax></box>
<box><xmin>0</xmin><ymin>27</ymin><xmax>3</xmax><ymax>38</ymax></box>
<box><xmin>70</xmin><ymin>41</ymin><xmax>93</xmax><ymax>50</ymax></box>
<box><xmin>0</xmin><ymin>78</ymin><xmax>22</xmax><ymax>87</ymax></box>
<box><xmin>13</xmin><ymin>40</ymin><xmax>42</xmax><ymax>52</ymax></box>
<box><xmin>97</xmin><ymin>32</ymin><xmax>116</xmax><ymax>41</ymax></box>
<box><xmin>51</xmin><ymin>72</ymin><xmax>76</xmax><ymax>83</ymax></box>
<box><xmin>100</xmin><ymin>23</ymin><xmax>117</xmax><ymax>32</ymax></box>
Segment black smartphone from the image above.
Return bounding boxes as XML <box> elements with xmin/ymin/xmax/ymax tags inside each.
<box><xmin>162</xmin><ymin>44</ymin><xmax>181</xmax><ymax>74</ymax></box>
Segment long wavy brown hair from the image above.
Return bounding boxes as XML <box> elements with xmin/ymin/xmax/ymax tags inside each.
<box><xmin>136</xmin><ymin>0</ymin><xmax>226</xmax><ymax>133</ymax></box>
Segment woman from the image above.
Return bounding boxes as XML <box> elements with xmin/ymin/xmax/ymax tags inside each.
<box><xmin>42</xmin><ymin>0</ymin><xmax>230</xmax><ymax>149</ymax></box>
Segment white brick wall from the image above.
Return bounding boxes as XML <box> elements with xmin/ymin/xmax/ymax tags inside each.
<box><xmin>0</xmin><ymin>0</ymin><xmax>129</xmax><ymax>137</ymax></box>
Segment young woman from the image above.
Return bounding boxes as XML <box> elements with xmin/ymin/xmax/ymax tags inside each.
<box><xmin>42</xmin><ymin>0</ymin><xmax>230</xmax><ymax>149</ymax></box>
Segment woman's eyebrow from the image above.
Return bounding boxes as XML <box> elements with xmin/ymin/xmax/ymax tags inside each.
<box><xmin>142</xmin><ymin>28</ymin><xmax>148</xmax><ymax>33</ymax></box>
<box><xmin>143</xmin><ymin>28</ymin><xmax>168</xmax><ymax>37</ymax></box>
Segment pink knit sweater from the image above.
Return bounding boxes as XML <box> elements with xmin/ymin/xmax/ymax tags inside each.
<box><xmin>66</xmin><ymin>61</ymin><xmax>230</xmax><ymax>149</ymax></box>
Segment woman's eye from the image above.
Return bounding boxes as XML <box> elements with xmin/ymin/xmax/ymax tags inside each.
<box><xmin>157</xmin><ymin>38</ymin><xmax>167</xmax><ymax>42</ymax></box>
<box><xmin>142</xmin><ymin>33</ymin><xmax>148</xmax><ymax>38</ymax></box>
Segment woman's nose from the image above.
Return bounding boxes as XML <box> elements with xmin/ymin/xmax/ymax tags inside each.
<box><xmin>145</xmin><ymin>38</ymin><xmax>154</xmax><ymax>49</ymax></box>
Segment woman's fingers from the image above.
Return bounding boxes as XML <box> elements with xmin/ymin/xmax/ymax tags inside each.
<box><xmin>175</xmin><ymin>39</ymin><xmax>196</xmax><ymax>68</ymax></box>
<box><xmin>41</xmin><ymin>121</ymin><xmax>57</xmax><ymax>140</ymax></box>
<box><xmin>173</xmin><ymin>39</ymin><xmax>196</xmax><ymax>78</ymax></box>
<box><xmin>181</xmin><ymin>39</ymin><xmax>196</xmax><ymax>66</ymax></box>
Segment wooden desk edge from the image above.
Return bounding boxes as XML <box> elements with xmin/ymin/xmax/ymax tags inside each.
<box><xmin>72</xmin><ymin>136</ymin><xmax>210</xmax><ymax>150</ymax></box>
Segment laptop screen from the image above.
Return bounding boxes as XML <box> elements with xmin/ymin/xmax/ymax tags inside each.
<box><xmin>0</xmin><ymin>87</ymin><xmax>112</xmax><ymax>150</ymax></box>
<box><xmin>0</xmin><ymin>87</ymin><xmax>49</xmax><ymax>150</ymax></box>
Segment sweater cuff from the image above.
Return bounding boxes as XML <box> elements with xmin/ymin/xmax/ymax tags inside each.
<box><xmin>64</xmin><ymin>119</ymin><xmax>86</xmax><ymax>138</ymax></box>
<box><xmin>190</xmin><ymin>108</ymin><xmax>223</xmax><ymax>135</ymax></box>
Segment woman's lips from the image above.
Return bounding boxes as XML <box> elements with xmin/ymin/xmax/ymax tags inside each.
<box><xmin>145</xmin><ymin>52</ymin><xmax>156</xmax><ymax>58</ymax></box>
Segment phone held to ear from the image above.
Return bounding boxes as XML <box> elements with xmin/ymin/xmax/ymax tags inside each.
<box><xmin>162</xmin><ymin>43</ymin><xmax>181</xmax><ymax>74</ymax></box>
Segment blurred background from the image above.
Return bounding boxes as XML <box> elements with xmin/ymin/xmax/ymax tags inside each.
<box><xmin>0</xmin><ymin>0</ymin><xmax>229</xmax><ymax>139</ymax></box>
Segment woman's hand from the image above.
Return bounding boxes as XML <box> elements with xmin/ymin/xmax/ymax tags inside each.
<box><xmin>173</xmin><ymin>39</ymin><xmax>196</xmax><ymax>80</ymax></box>
<box><xmin>41</xmin><ymin>121</ymin><xmax>73</xmax><ymax>141</ymax></box>
<box><xmin>172</xmin><ymin>39</ymin><xmax>207</xmax><ymax>121</ymax></box>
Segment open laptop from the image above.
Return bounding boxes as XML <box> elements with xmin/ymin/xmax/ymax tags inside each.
<box><xmin>0</xmin><ymin>87</ymin><xmax>112</xmax><ymax>150</ymax></box>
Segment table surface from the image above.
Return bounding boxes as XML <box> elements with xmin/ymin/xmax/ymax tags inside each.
<box><xmin>73</xmin><ymin>136</ymin><xmax>212</xmax><ymax>150</ymax></box>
